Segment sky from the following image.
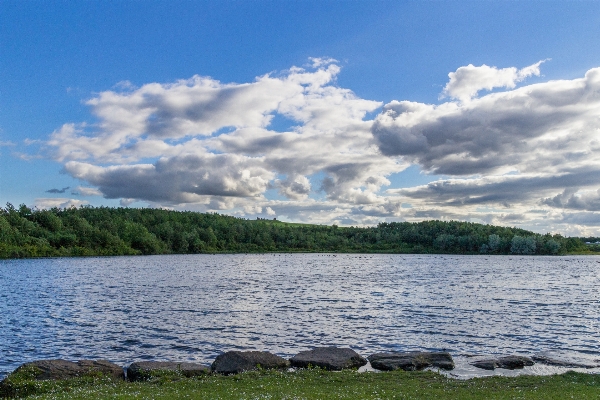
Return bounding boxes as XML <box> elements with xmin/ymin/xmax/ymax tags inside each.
<box><xmin>1</xmin><ymin>1</ymin><xmax>600</xmax><ymax>236</ymax></box>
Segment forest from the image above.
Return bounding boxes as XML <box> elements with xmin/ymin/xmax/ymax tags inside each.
<box><xmin>0</xmin><ymin>203</ymin><xmax>592</xmax><ymax>258</ymax></box>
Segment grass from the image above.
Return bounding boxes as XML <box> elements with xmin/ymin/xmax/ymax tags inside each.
<box><xmin>2</xmin><ymin>368</ymin><xmax>599</xmax><ymax>399</ymax></box>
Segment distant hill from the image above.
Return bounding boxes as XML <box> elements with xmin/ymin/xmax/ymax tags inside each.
<box><xmin>0</xmin><ymin>203</ymin><xmax>591</xmax><ymax>258</ymax></box>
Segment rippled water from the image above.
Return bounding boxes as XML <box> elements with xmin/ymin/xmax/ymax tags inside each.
<box><xmin>1</xmin><ymin>254</ymin><xmax>599</xmax><ymax>379</ymax></box>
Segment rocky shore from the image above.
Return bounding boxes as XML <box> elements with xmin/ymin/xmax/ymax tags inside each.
<box><xmin>3</xmin><ymin>346</ymin><xmax>597</xmax><ymax>389</ymax></box>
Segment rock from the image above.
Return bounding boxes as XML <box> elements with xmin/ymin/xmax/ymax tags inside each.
<box><xmin>2</xmin><ymin>359</ymin><xmax>124</xmax><ymax>381</ymax></box>
<box><xmin>76</xmin><ymin>360</ymin><xmax>124</xmax><ymax>379</ymax></box>
<box><xmin>497</xmin><ymin>356</ymin><xmax>535</xmax><ymax>369</ymax></box>
<box><xmin>471</xmin><ymin>355</ymin><xmax>534</xmax><ymax>370</ymax></box>
<box><xmin>127</xmin><ymin>361</ymin><xmax>210</xmax><ymax>381</ymax></box>
<box><xmin>368</xmin><ymin>351</ymin><xmax>454</xmax><ymax>371</ymax></box>
<box><xmin>532</xmin><ymin>353</ymin><xmax>600</xmax><ymax>369</ymax></box>
<box><xmin>470</xmin><ymin>359</ymin><xmax>496</xmax><ymax>370</ymax></box>
<box><xmin>290</xmin><ymin>347</ymin><xmax>367</xmax><ymax>371</ymax></box>
<box><xmin>211</xmin><ymin>351</ymin><xmax>290</xmax><ymax>375</ymax></box>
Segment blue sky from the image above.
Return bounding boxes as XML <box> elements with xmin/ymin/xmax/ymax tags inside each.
<box><xmin>2</xmin><ymin>1</ymin><xmax>600</xmax><ymax>235</ymax></box>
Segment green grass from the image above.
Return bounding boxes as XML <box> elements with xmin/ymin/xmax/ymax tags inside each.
<box><xmin>2</xmin><ymin>368</ymin><xmax>599</xmax><ymax>399</ymax></box>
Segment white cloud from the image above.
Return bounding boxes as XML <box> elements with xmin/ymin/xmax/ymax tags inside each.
<box><xmin>120</xmin><ymin>198</ymin><xmax>136</xmax><ymax>207</ymax></box>
<box><xmin>308</xmin><ymin>57</ymin><xmax>339</xmax><ymax>68</ymax></box>
<box><xmin>34</xmin><ymin>198</ymin><xmax>88</xmax><ymax>209</ymax></box>
<box><xmin>43</xmin><ymin>59</ymin><xmax>600</xmax><ymax>233</ymax></box>
<box><xmin>542</xmin><ymin>188</ymin><xmax>600</xmax><ymax>211</ymax></box>
<box><xmin>374</xmin><ymin>67</ymin><xmax>600</xmax><ymax>176</ymax></box>
<box><xmin>442</xmin><ymin>60</ymin><xmax>546</xmax><ymax>102</ymax></box>
<box><xmin>64</xmin><ymin>152</ymin><xmax>275</xmax><ymax>203</ymax></box>
<box><xmin>274</xmin><ymin>175</ymin><xmax>312</xmax><ymax>200</ymax></box>
<box><xmin>48</xmin><ymin>59</ymin><xmax>397</xmax><ymax>212</ymax></box>
<box><xmin>243</xmin><ymin>205</ymin><xmax>263</xmax><ymax>215</ymax></box>
<box><xmin>372</xmin><ymin>65</ymin><xmax>600</xmax><ymax>234</ymax></box>
<box><xmin>74</xmin><ymin>186</ymin><xmax>103</xmax><ymax>196</ymax></box>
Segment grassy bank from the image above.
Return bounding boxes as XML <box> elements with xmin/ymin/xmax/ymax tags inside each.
<box><xmin>2</xmin><ymin>368</ymin><xmax>599</xmax><ymax>399</ymax></box>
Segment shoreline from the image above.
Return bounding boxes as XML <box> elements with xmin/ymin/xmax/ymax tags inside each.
<box><xmin>0</xmin><ymin>347</ymin><xmax>600</xmax><ymax>383</ymax></box>
<box><xmin>2</xmin><ymin>251</ymin><xmax>600</xmax><ymax>261</ymax></box>
<box><xmin>2</xmin><ymin>367</ymin><xmax>599</xmax><ymax>399</ymax></box>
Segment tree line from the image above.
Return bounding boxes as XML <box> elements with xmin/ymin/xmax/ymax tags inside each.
<box><xmin>0</xmin><ymin>203</ymin><xmax>591</xmax><ymax>258</ymax></box>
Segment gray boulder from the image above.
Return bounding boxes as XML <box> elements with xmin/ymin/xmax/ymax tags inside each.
<box><xmin>290</xmin><ymin>347</ymin><xmax>367</xmax><ymax>371</ymax></box>
<box><xmin>127</xmin><ymin>361</ymin><xmax>209</xmax><ymax>381</ymax></box>
<box><xmin>211</xmin><ymin>351</ymin><xmax>290</xmax><ymax>375</ymax></box>
<box><xmin>3</xmin><ymin>359</ymin><xmax>123</xmax><ymax>381</ymax></box>
<box><xmin>469</xmin><ymin>359</ymin><xmax>497</xmax><ymax>370</ymax></box>
<box><xmin>471</xmin><ymin>355</ymin><xmax>534</xmax><ymax>370</ymax></box>
<box><xmin>368</xmin><ymin>351</ymin><xmax>454</xmax><ymax>371</ymax></box>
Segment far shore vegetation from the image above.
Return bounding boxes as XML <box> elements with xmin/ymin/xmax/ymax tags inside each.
<box><xmin>1</xmin><ymin>203</ymin><xmax>599</xmax><ymax>259</ymax></box>
<box><xmin>1</xmin><ymin>367</ymin><xmax>599</xmax><ymax>399</ymax></box>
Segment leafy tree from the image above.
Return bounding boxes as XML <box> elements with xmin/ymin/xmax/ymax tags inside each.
<box><xmin>510</xmin><ymin>235</ymin><xmax>537</xmax><ymax>255</ymax></box>
<box><xmin>543</xmin><ymin>238</ymin><xmax>561</xmax><ymax>254</ymax></box>
<box><xmin>488</xmin><ymin>234</ymin><xmax>501</xmax><ymax>253</ymax></box>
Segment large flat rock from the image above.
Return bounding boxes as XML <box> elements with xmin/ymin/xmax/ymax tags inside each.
<box><xmin>127</xmin><ymin>361</ymin><xmax>210</xmax><ymax>381</ymax></box>
<box><xmin>290</xmin><ymin>347</ymin><xmax>367</xmax><ymax>371</ymax></box>
<box><xmin>3</xmin><ymin>359</ymin><xmax>123</xmax><ymax>381</ymax></box>
<box><xmin>368</xmin><ymin>351</ymin><xmax>454</xmax><ymax>371</ymax></box>
<box><xmin>469</xmin><ymin>355</ymin><xmax>534</xmax><ymax>371</ymax></box>
<box><xmin>470</xmin><ymin>355</ymin><xmax>534</xmax><ymax>370</ymax></box>
<box><xmin>211</xmin><ymin>351</ymin><xmax>290</xmax><ymax>375</ymax></box>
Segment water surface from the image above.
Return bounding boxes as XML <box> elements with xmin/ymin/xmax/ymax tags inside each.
<box><xmin>1</xmin><ymin>254</ymin><xmax>599</xmax><ymax>379</ymax></box>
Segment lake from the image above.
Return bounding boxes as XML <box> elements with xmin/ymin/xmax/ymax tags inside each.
<box><xmin>1</xmin><ymin>253</ymin><xmax>599</xmax><ymax>379</ymax></box>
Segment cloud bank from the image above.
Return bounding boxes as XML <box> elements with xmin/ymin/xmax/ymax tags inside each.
<box><xmin>43</xmin><ymin>59</ymin><xmax>600</xmax><ymax>234</ymax></box>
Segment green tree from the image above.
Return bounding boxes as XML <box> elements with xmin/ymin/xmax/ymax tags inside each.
<box><xmin>510</xmin><ymin>235</ymin><xmax>537</xmax><ymax>255</ymax></box>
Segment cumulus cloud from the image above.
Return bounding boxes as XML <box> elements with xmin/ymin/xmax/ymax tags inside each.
<box><xmin>274</xmin><ymin>175</ymin><xmax>312</xmax><ymax>200</ymax></box>
<box><xmin>64</xmin><ymin>153</ymin><xmax>275</xmax><ymax>203</ymax></box>
<box><xmin>542</xmin><ymin>188</ymin><xmax>600</xmax><ymax>211</ymax></box>
<box><xmin>42</xmin><ymin>59</ymin><xmax>600</xmax><ymax>233</ymax></box>
<box><xmin>390</xmin><ymin>168</ymin><xmax>600</xmax><ymax>207</ymax></box>
<box><xmin>373</xmin><ymin>67</ymin><xmax>600</xmax><ymax>176</ymax></box>
<box><xmin>48</xmin><ymin>59</ymin><xmax>397</xmax><ymax>215</ymax></box>
<box><xmin>120</xmin><ymin>198</ymin><xmax>136</xmax><ymax>207</ymax></box>
<box><xmin>371</xmin><ymin>64</ymin><xmax>600</xmax><ymax>233</ymax></box>
<box><xmin>73</xmin><ymin>186</ymin><xmax>103</xmax><ymax>196</ymax></box>
<box><xmin>442</xmin><ymin>60</ymin><xmax>545</xmax><ymax>102</ymax></box>
<box><xmin>34</xmin><ymin>198</ymin><xmax>88</xmax><ymax>209</ymax></box>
